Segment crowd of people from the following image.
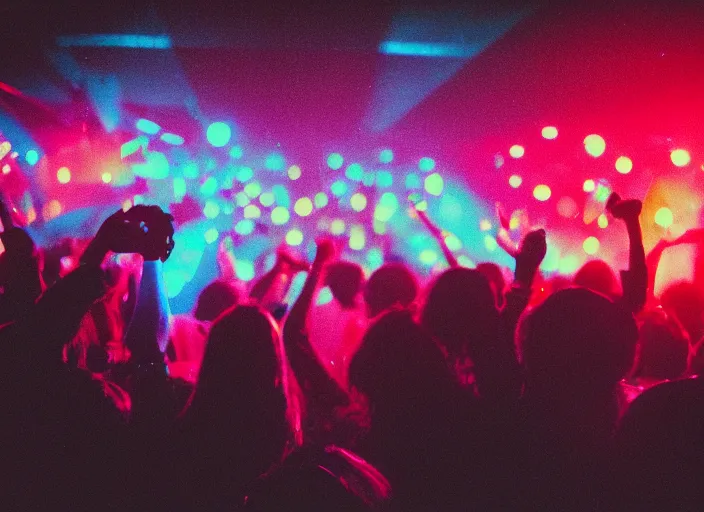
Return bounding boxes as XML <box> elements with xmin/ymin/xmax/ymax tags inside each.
<box><xmin>1</xmin><ymin>190</ymin><xmax>703</xmax><ymax>511</ymax></box>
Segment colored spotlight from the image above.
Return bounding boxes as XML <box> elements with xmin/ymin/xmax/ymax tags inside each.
<box><xmin>670</xmin><ymin>149</ymin><xmax>691</xmax><ymax>167</ymax></box>
<box><xmin>206</xmin><ymin>122</ymin><xmax>232</xmax><ymax>147</ymax></box>
<box><xmin>327</xmin><ymin>153</ymin><xmax>344</xmax><ymax>170</ymax></box>
<box><xmin>654</xmin><ymin>207</ymin><xmax>674</xmax><ymax>228</ymax></box>
<box><xmin>350</xmin><ymin>193</ymin><xmax>368</xmax><ymax>212</ymax></box>
<box><xmin>509</xmin><ymin>145</ymin><xmax>525</xmax><ymax>158</ymax></box>
<box><xmin>57</xmin><ymin>167</ymin><xmax>71</xmax><ymax>184</ymax></box>
<box><xmin>584</xmin><ymin>134</ymin><xmax>606</xmax><ymax>157</ymax></box>
<box><xmin>533</xmin><ymin>184</ymin><xmax>552</xmax><ymax>201</ymax></box>
<box><xmin>583</xmin><ymin>236</ymin><xmax>600</xmax><ymax>255</ymax></box>
<box><xmin>615</xmin><ymin>156</ymin><xmax>633</xmax><ymax>174</ymax></box>
<box><xmin>25</xmin><ymin>150</ymin><xmax>39</xmax><ymax>165</ymax></box>
<box><xmin>294</xmin><ymin>197</ymin><xmax>314</xmax><ymax>217</ymax></box>
<box><xmin>541</xmin><ymin>126</ymin><xmax>558</xmax><ymax>140</ymax></box>
<box><xmin>583</xmin><ymin>179</ymin><xmax>595</xmax><ymax>192</ymax></box>
<box><xmin>509</xmin><ymin>175</ymin><xmax>522</xmax><ymax>188</ymax></box>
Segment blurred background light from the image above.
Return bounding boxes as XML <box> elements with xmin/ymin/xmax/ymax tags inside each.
<box><xmin>670</xmin><ymin>149</ymin><xmax>691</xmax><ymax>167</ymax></box>
<box><xmin>533</xmin><ymin>184</ymin><xmax>551</xmax><ymax>201</ymax></box>
<box><xmin>206</xmin><ymin>122</ymin><xmax>232</xmax><ymax>147</ymax></box>
<box><xmin>584</xmin><ymin>134</ymin><xmax>606</xmax><ymax>157</ymax></box>
<box><xmin>509</xmin><ymin>144</ymin><xmax>525</xmax><ymax>158</ymax></box>
<box><xmin>541</xmin><ymin>126</ymin><xmax>558</xmax><ymax>139</ymax></box>
<box><xmin>615</xmin><ymin>156</ymin><xmax>633</xmax><ymax>174</ymax></box>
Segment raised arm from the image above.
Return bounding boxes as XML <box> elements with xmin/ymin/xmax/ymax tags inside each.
<box><xmin>283</xmin><ymin>239</ymin><xmax>349</xmax><ymax>408</ymax></box>
<box><xmin>250</xmin><ymin>246</ymin><xmax>309</xmax><ymax>312</ymax></box>
<box><xmin>412</xmin><ymin>205</ymin><xmax>459</xmax><ymax>268</ymax></box>
<box><xmin>607</xmin><ymin>193</ymin><xmax>647</xmax><ymax>314</ymax></box>
<box><xmin>0</xmin><ymin>192</ymin><xmax>14</xmax><ymax>231</ymax></box>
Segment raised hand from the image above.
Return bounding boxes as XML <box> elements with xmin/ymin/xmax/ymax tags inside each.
<box><xmin>275</xmin><ymin>245</ymin><xmax>311</xmax><ymax>274</ymax></box>
<box><xmin>313</xmin><ymin>237</ymin><xmax>336</xmax><ymax>267</ymax></box>
<box><xmin>606</xmin><ymin>193</ymin><xmax>642</xmax><ymax>221</ymax></box>
<box><xmin>514</xmin><ymin>229</ymin><xmax>547</xmax><ymax>286</ymax></box>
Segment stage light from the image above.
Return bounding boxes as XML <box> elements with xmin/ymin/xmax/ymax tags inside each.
<box><xmin>327</xmin><ymin>153</ymin><xmax>344</xmax><ymax>170</ymax></box>
<box><xmin>160</xmin><ymin>133</ymin><xmax>184</xmax><ymax>146</ymax></box>
<box><xmin>259</xmin><ymin>192</ymin><xmax>275</xmax><ymax>207</ymax></box>
<box><xmin>235</xmin><ymin>219</ymin><xmax>255</xmax><ymax>235</ymax></box>
<box><xmin>203</xmin><ymin>200</ymin><xmax>220</xmax><ymax>219</ymax></box>
<box><xmin>331</xmin><ymin>180</ymin><xmax>348</xmax><ymax>197</ymax></box>
<box><xmin>583</xmin><ymin>179</ymin><xmax>596</xmax><ymax>192</ymax></box>
<box><xmin>206</xmin><ymin>122</ymin><xmax>231</xmax><ymax>147</ymax></box>
<box><xmin>419</xmin><ymin>249</ymin><xmax>438</xmax><ymax>265</ymax></box>
<box><xmin>418</xmin><ymin>157</ymin><xmax>435</xmax><ymax>172</ymax></box>
<box><xmin>483</xmin><ymin>235</ymin><xmax>498</xmax><ymax>252</ymax></box>
<box><xmin>286</xmin><ymin>229</ymin><xmax>304</xmax><ymax>246</ymax></box>
<box><xmin>376</xmin><ymin>171</ymin><xmax>394</xmax><ymax>188</ymax></box>
<box><xmin>294</xmin><ymin>197</ymin><xmax>313</xmax><ymax>217</ymax></box>
<box><xmin>235</xmin><ymin>260</ymin><xmax>255</xmax><ymax>281</ymax></box>
<box><xmin>379</xmin><ymin>149</ymin><xmax>394</xmax><ymax>164</ymax></box>
<box><xmin>244</xmin><ymin>182</ymin><xmax>262</xmax><ymax>198</ymax></box>
<box><xmin>509</xmin><ymin>175</ymin><xmax>522</xmax><ymax>188</ymax></box>
<box><xmin>314</xmin><ymin>192</ymin><xmax>329</xmax><ymax>208</ymax></box>
<box><xmin>204</xmin><ymin>228</ymin><xmax>219</xmax><ymax>244</ymax></box>
<box><xmin>1</xmin><ymin>164</ymin><xmax>10</xmax><ymax>175</ymax></box>
<box><xmin>42</xmin><ymin>200</ymin><xmax>62</xmax><ymax>221</ymax></box>
<box><xmin>584</xmin><ymin>134</ymin><xmax>606</xmax><ymax>157</ymax></box>
<box><xmin>670</xmin><ymin>149</ymin><xmax>691</xmax><ymax>167</ymax></box>
<box><xmin>583</xmin><ymin>236</ymin><xmax>600</xmax><ymax>255</ymax></box>
<box><xmin>533</xmin><ymin>184</ymin><xmax>551</xmax><ymax>201</ymax></box>
<box><xmin>330</xmin><ymin>219</ymin><xmax>346</xmax><ymax>235</ymax></box>
<box><xmin>243</xmin><ymin>204</ymin><xmax>261</xmax><ymax>219</ymax></box>
<box><xmin>287</xmin><ymin>165</ymin><xmax>302</xmax><ymax>180</ymax></box>
<box><xmin>509</xmin><ymin>145</ymin><xmax>525</xmax><ymax>158</ymax></box>
<box><xmin>136</xmin><ymin>118</ymin><xmax>161</xmax><ymax>135</ymax></box>
<box><xmin>271</xmin><ymin>206</ymin><xmax>290</xmax><ymax>225</ymax></box>
<box><xmin>345</xmin><ymin>163</ymin><xmax>364</xmax><ymax>181</ymax></box>
<box><xmin>615</xmin><ymin>156</ymin><xmax>633</xmax><ymax>174</ymax></box>
<box><xmin>654</xmin><ymin>207</ymin><xmax>673</xmax><ymax>228</ymax></box>
<box><xmin>350</xmin><ymin>193</ymin><xmax>368</xmax><ymax>212</ymax></box>
<box><xmin>101</xmin><ymin>172</ymin><xmax>113</xmax><ymax>184</ymax></box>
<box><xmin>349</xmin><ymin>225</ymin><xmax>365</xmax><ymax>251</ymax></box>
<box><xmin>265</xmin><ymin>153</ymin><xmax>285</xmax><ymax>171</ymax></box>
<box><xmin>25</xmin><ymin>150</ymin><xmax>39</xmax><ymax>165</ymax></box>
<box><xmin>405</xmin><ymin>173</ymin><xmax>421</xmax><ymax>189</ymax></box>
<box><xmin>200</xmin><ymin>177</ymin><xmax>218</xmax><ymax>196</ymax></box>
<box><xmin>57</xmin><ymin>167</ymin><xmax>71</xmax><ymax>184</ymax></box>
<box><xmin>557</xmin><ymin>196</ymin><xmax>577</xmax><ymax>218</ymax></box>
<box><xmin>424</xmin><ymin>173</ymin><xmax>444</xmax><ymax>196</ymax></box>
<box><xmin>541</xmin><ymin>126</ymin><xmax>558</xmax><ymax>140</ymax></box>
<box><xmin>597</xmin><ymin>214</ymin><xmax>609</xmax><ymax>228</ymax></box>
<box><xmin>229</xmin><ymin>146</ymin><xmax>243</xmax><ymax>159</ymax></box>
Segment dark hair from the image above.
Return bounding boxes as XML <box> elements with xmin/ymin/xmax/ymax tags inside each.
<box><xmin>519</xmin><ymin>287</ymin><xmax>638</xmax><ymax>393</ymax></box>
<box><xmin>574</xmin><ymin>260</ymin><xmax>620</xmax><ymax>298</ymax></box>
<box><xmin>363</xmin><ymin>264</ymin><xmax>418</xmax><ymax>318</ymax></box>
<box><xmin>325</xmin><ymin>261</ymin><xmax>364</xmax><ymax>309</ymax></box>
<box><xmin>420</xmin><ymin>268</ymin><xmax>498</xmax><ymax>359</ymax></box>
<box><xmin>193</xmin><ymin>279</ymin><xmax>240</xmax><ymax>322</ymax></box>
<box><xmin>660</xmin><ymin>281</ymin><xmax>704</xmax><ymax>340</ymax></box>
<box><xmin>476</xmin><ymin>262</ymin><xmax>506</xmax><ymax>308</ymax></box>
<box><xmin>633</xmin><ymin>308</ymin><xmax>690</xmax><ymax>380</ymax></box>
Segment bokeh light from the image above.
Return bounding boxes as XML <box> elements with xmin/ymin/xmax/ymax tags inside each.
<box><xmin>287</xmin><ymin>165</ymin><xmax>302</xmax><ymax>180</ymax></box>
<box><xmin>350</xmin><ymin>193</ymin><xmax>368</xmax><ymax>212</ymax></box>
<box><xmin>2</xmin><ymin>164</ymin><xmax>10</xmax><ymax>175</ymax></box>
<box><xmin>558</xmin><ymin>255</ymin><xmax>580</xmax><ymax>275</ymax></box>
<box><xmin>583</xmin><ymin>236</ymin><xmax>600</xmax><ymax>255</ymax></box>
<box><xmin>204</xmin><ymin>228</ymin><xmax>219</xmax><ymax>244</ymax></box>
<box><xmin>200</xmin><ymin>176</ymin><xmax>218</xmax><ymax>196</ymax></box>
<box><xmin>330</xmin><ymin>219</ymin><xmax>346</xmax><ymax>235</ymax></box>
<box><xmin>327</xmin><ymin>153</ymin><xmax>344</xmax><ymax>170</ymax></box>
<box><xmin>597</xmin><ymin>214</ymin><xmax>609</xmax><ymax>228</ymax></box>
<box><xmin>345</xmin><ymin>163</ymin><xmax>363</xmax><ymax>181</ymax></box>
<box><xmin>615</xmin><ymin>156</ymin><xmax>633</xmax><ymax>174</ymax></box>
<box><xmin>235</xmin><ymin>219</ymin><xmax>255</xmax><ymax>235</ymax></box>
<box><xmin>136</xmin><ymin>118</ymin><xmax>161</xmax><ymax>135</ymax></box>
<box><xmin>229</xmin><ymin>146</ymin><xmax>243</xmax><ymax>159</ymax></box>
<box><xmin>509</xmin><ymin>175</ymin><xmax>522</xmax><ymax>188</ymax></box>
<box><xmin>314</xmin><ymin>192</ymin><xmax>329</xmax><ymax>208</ymax></box>
<box><xmin>161</xmin><ymin>133</ymin><xmax>184</xmax><ymax>146</ymax></box>
<box><xmin>483</xmin><ymin>235</ymin><xmax>498</xmax><ymax>252</ymax></box>
<box><xmin>206</xmin><ymin>122</ymin><xmax>232</xmax><ymax>147</ymax></box>
<box><xmin>265</xmin><ymin>153</ymin><xmax>286</xmax><ymax>171</ymax></box>
<box><xmin>533</xmin><ymin>184</ymin><xmax>552</xmax><ymax>201</ymax></box>
<box><xmin>584</xmin><ymin>134</ymin><xmax>606</xmax><ymax>157</ymax></box>
<box><xmin>235</xmin><ymin>260</ymin><xmax>255</xmax><ymax>282</ymax></box>
<box><xmin>654</xmin><ymin>207</ymin><xmax>674</xmax><ymax>228</ymax></box>
<box><xmin>203</xmin><ymin>200</ymin><xmax>220</xmax><ymax>219</ymax></box>
<box><xmin>42</xmin><ymin>200</ymin><xmax>62</xmax><ymax>221</ymax></box>
<box><xmin>670</xmin><ymin>149</ymin><xmax>691</xmax><ymax>167</ymax></box>
<box><xmin>57</xmin><ymin>167</ymin><xmax>71</xmax><ymax>184</ymax></box>
<box><xmin>25</xmin><ymin>149</ymin><xmax>39</xmax><ymax>165</ymax></box>
<box><xmin>259</xmin><ymin>192</ymin><xmax>275</xmax><ymax>207</ymax></box>
<box><xmin>424</xmin><ymin>173</ymin><xmax>444</xmax><ymax>196</ymax></box>
<box><xmin>244</xmin><ymin>181</ymin><xmax>262</xmax><ymax>198</ymax></box>
<box><xmin>376</xmin><ymin>171</ymin><xmax>394</xmax><ymax>188</ymax></box>
<box><xmin>286</xmin><ymin>229</ymin><xmax>304</xmax><ymax>246</ymax></box>
<box><xmin>271</xmin><ymin>206</ymin><xmax>290</xmax><ymax>225</ymax></box>
<box><xmin>541</xmin><ymin>126</ymin><xmax>558</xmax><ymax>140</ymax></box>
<box><xmin>557</xmin><ymin>196</ymin><xmax>578</xmax><ymax>218</ymax></box>
<box><xmin>294</xmin><ymin>197</ymin><xmax>314</xmax><ymax>217</ymax></box>
<box><xmin>405</xmin><ymin>173</ymin><xmax>421</xmax><ymax>189</ymax></box>
<box><xmin>583</xmin><ymin>179</ymin><xmax>595</xmax><ymax>192</ymax></box>
<box><xmin>419</xmin><ymin>249</ymin><xmax>438</xmax><ymax>265</ymax></box>
<box><xmin>0</xmin><ymin>141</ymin><xmax>11</xmax><ymax>159</ymax></box>
<box><xmin>418</xmin><ymin>157</ymin><xmax>435</xmax><ymax>172</ymax></box>
<box><xmin>330</xmin><ymin>180</ymin><xmax>348</xmax><ymax>197</ymax></box>
<box><xmin>101</xmin><ymin>172</ymin><xmax>112</xmax><ymax>184</ymax></box>
<box><xmin>379</xmin><ymin>149</ymin><xmax>394</xmax><ymax>164</ymax></box>
<box><xmin>509</xmin><ymin>145</ymin><xmax>525</xmax><ymax>158</ymax></box>
<box><xmin>349</xmin><ymin>225</ymin><xmax>365</xmax><ymax>251</ymax></box>
<box><xmin>243</xmin><ymin>204</ymin><xmax>261</xmax><ymax>219</ymax></box>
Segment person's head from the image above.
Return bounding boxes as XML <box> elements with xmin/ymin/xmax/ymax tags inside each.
<box><xmin>186</xmin><ymin>305</ymin><xmax>299</xmax><ymax>461</ymax></box>
<box><xmin>633</xmin><ymin>308</ymin><xmax>690</xmax><ymax>381</ymax></box>
<box><xmin>363</xmin><ymin>263</ymin><xmax>418</xmax><ymax>318</ymax></box>
<box><xmin>349</xmin><ymin>309</ymin><xmax>456</xmax><ymax>410</ymax></box>
<box><xmin>420</xmin><ymin>268</ymin><xmax>499</xmax><ymax>359</ymax></box>
<box><xmin>325</xmin><ymin>261</ymin><xmax>364</xmax><ymax>309</ymax></box>
<box><xmin>476</xmin><ymin>262</ymin><xmax>506</xmax><ymax>308</ymax></box>
<box><xmin>660</xmin><ymin>281</ymin><xmax>704</xmax><ymax>342</ymax></box>
<box><xmin>574</xmin><ymin>259</ymin><xmax>621</xmax><ymax>299</ymax></box>
<box><xmin>519</xmin><ymin>287</ymin><xmax>638</xmax><ymax>397</ymax></box>
<box><xmin>193</xmin><ymin>279</ymin><xmax>241</xmax><ymax>322</ymax></box>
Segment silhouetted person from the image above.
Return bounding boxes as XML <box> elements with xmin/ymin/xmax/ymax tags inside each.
<box><xmin>363</xmin><ymin>263</ymin><xmax>418</xmax><ymax>318</ymax></box>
